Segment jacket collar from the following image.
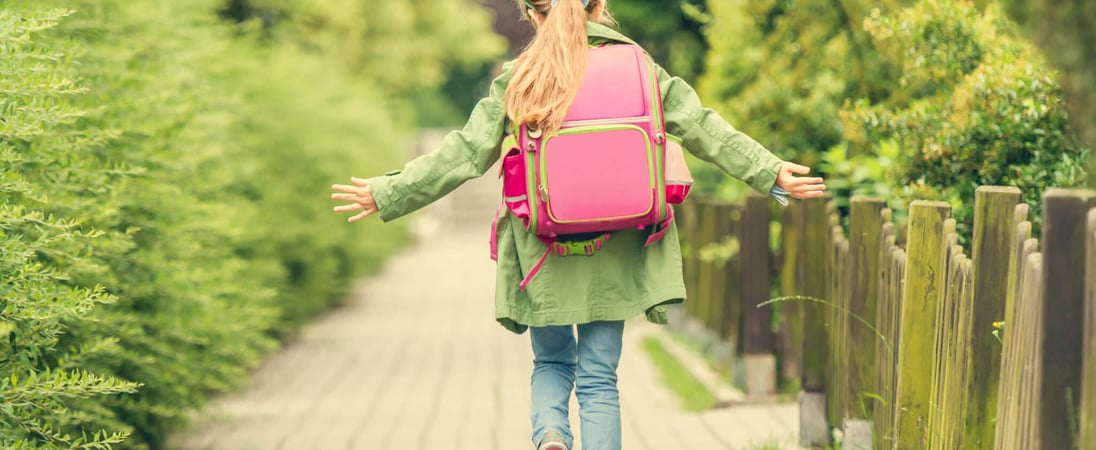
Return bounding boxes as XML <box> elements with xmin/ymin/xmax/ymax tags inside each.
<box><xmin>586</xmin><ymin>21</ymin><xmax>638</xmax><ymax>46</ymax></box>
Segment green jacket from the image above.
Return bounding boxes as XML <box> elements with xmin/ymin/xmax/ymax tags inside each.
<box><xmin>368</xmin><ymin>22</ymin><xmax>785</xmax><ymax>334</ymax></box>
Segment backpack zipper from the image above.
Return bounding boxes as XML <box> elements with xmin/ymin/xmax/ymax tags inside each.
<box><xmin>559</xmin><ymin>116</ymin><xmax>653</xmax><ymax>127</ymax></box>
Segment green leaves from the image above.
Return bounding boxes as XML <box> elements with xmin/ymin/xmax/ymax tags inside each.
<box><xmin>0</xmin><ymin>0</ymin><xmax>493</xmax><ymax>447</ymax></box>
<box><xmin>697</xmin><ymin>0</ymin><xmax>1087</xmax><ymax>242</ymax></box>
<box><xmin>222</xmin><ymin>0</ymin><xmax>506</xmax><ymax>125</ymax></box>
<box><xmin>844</xmin><ymin>0</ymin><xmax>1087</xmax><ymax>240</ymax></box>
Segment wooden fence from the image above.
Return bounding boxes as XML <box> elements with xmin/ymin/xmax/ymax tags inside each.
<box><xmin>676</xmin><ymin>187</ymin><xmax>1096</xmax><ymax>450</ymax></box>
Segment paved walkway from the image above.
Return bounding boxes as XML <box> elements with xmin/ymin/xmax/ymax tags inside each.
<box><xmin>169</xmin><ymin>132</ymin><xmax>800</xmax><ymax>450</ymax></box>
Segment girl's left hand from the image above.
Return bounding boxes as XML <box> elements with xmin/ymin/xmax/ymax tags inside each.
<box><xmin>331</xmin><ymin>177</ymin><xmax>378</xmax><ymax>223</ymax></box>
<box><xmin>776</xmin><ymin>162</ymin><xmax>826</xmax><ymax>199</ymax></box>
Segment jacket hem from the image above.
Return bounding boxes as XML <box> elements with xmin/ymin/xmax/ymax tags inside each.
<box><xmin>495</xmin><ymin>286</ymin><xmax>686</xmax><ymax>335</ymax></box>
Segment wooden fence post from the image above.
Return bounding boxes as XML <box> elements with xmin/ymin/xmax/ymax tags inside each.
<box><xmin>1015</xmin><ymin>251</ymin><xmax>1045</xmax><ymax>448</ymax></box>
<box><xmin>710</xmin><ymin>202</ymin><xmax>734</xmax><ymax>338</ymax></box>
<box><xmin>1039</xmin><ymin>189</ymin><xmax>1096</xmax><ymax>449</ymax></box>
<box><xmin>875</xmin><ymin>231</ymin><xmax>904</xmax><ymax>450</ymax></box>
<box><xmin>927</xmin><ymin>221</ymin><xmax>973</xmax><ymax>450</ymax></box>
<box><xmin>779</xmin><ymin>202</ymin><xmax>804</xmax><ymax>389</ymax></box>
<box><xmin>827</xmin><ymin>206</ymin><xmax>850</xmax><ymax>430</ymax></box>
<box><xmin>843</xmin><ymin>197</ymin><xmax>886</xmax><ymax>449</ymax></box>
<box><xmin>724</xmin><ymin>204</ymin><xmax>744</xmax><ymax>354</ymax></box>
<box><xmin>709</xmin><ymin>202</ymin><xmax>736</xmax><ymax>371</ymax></box>
<box><xmin>741</xmin><ymin>193</ymin><xmax>775</xmax><ymax>396</ymax></box>
<box><xmin>799</xmin><ymin>196</ymin><xmax>832</xmax><ymax>446</ymax></box>
<box><xmin>1082</xmin><ymin>208</ymin><xmax>1096</xmax><ymax>450</ymax></box>
<box><xmin>893</xmin><ymin>201</ymin><xmax>950</xmax><ymax>449</ymax></box>
<box><xmin>961</xmin><ymin>186</ymin><xmax>1020</xmax><ymax>449</ymax></box>
<box><xmin>992</xmin><ymin>204</ymin><xmax>1032</xmax><ymax>448</ymax></box>
<box><xmin>993</xmin><ymin>226</ymin><xmax>1041</xmax><ymax>450</ymax></box>
<box><xmin>679</xmin><ymin>200</ymin><xmax>700</xmax><ymax>322</ymax></box>
<box><xmin>696</xmin><ymin>200</ymin><xmax>718</xmax><ymax>333</ymax></box>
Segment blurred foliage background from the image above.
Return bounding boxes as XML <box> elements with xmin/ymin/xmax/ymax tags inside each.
<box><xmin>685</xmin><ymin>0</ymin><xmax>1089</xmax><ymax>241</ymax></box>
<box><xmin>0</xmin><ymin>0</ymin><xmax>1090</xmax><ymax>448</ymax></box>
<box><xmin>1</xmin><ymin>0</ymin><xmax>501</xmax><ymax>448</ymax></box>
<box><xmin>998</xmin><ymin>0</ymin><xmax>1096</xmax><ymax>190</ymax></box>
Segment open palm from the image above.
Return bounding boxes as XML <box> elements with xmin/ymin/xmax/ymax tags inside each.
<box><xmin>331</xmin><ymin>177</ymin><xmax>378</xmax><ymax>223</ymax></box>
<box><xmin>775</xmin><ymin>162</ymin><xmax>826</xmax><ymax>199</ymax></box>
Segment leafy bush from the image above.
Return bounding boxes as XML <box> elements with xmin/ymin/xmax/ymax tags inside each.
<box><xmin>1</xmin><ymin>0</ymin><xmax>498</xmax><ymax>448</ymax></box>
<box><xmin>697</xmin><ymin>0</ymin><xmax>897</xmax><ymax>168</ymax></box>
<box><xmin>695</xmin><ymin>0</ymin><xmax>1088</xmax><ymax>241</ymax></box>
<box><xmin>2</xmin><ymin>8</ymin><xmax>141</xmax><ymax>448</ymax></box>
<box><xmin>840</xmin><ymin>0</ymin><xmax>1088</xmax><ymax>238</ymax></box>
<box><xmin>999</xmin><ymin>0</ymin><xmax>1096</xmax><ymax>189</ymax></box>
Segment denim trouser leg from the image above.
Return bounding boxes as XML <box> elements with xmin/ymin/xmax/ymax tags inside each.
<box><xmin>530</xmin><ymin>321</ymin><xmax>624</xmax><ymax>450</ymax></box>
<box><xmin>575</xmin><ymin>321</ymin><xmax>623</xmax><ymax>450</ymax></box>
<box><xmin>530</xmin><ymin>325</ymin><xmax>577</xmax><ymax>449</ymax></box>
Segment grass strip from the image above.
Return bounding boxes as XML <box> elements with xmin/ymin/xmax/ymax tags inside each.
<box><xmin>641</xmin><ymin>335</ymin><xmax>717</xmax><ymax>412</ymax></box>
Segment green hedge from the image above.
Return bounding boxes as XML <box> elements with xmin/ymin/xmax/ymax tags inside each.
<box><xmin>0</xmin><ymin>1</ymin><xmax>499</xmax><ymax>449</ymax></box>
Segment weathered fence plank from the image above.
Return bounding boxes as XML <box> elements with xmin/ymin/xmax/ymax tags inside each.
<box><xmin>800</xmin><ymin>196</ymin><xmax>832</xmax><ymax>447</ymax></box>
<box><xmin>779</xmin><ymin>201</ymin><xmax>804</xmax><ymax>388</ymax></box>
<box><xmin>875</xmin><ymin>236</ymin><xmax>904</xmax><ymax>450</ymax></box>
<box><xmin>928</xmin><ymin>221</ymin><xmax>967</xmax><ymax>449</ymax></box>
<box><xmin>994</xmin><ymin>235</ymin><xmax>1040</xmax><ymax>450</ymax></box>
<box><xmin>741</xmin><ymin>194</ymin><xmax>774</xmax><ymax>395</ymax></box>
<box><xmin>1018</xmin><ymin>252</ymin><xmax>1044</xmax><ymax>448</ymax></box>
<box><xmin>993</xmin><ymin>205</ymin><xmax>1032</xmax><ymax>449</ymax></box>
<box><xmin>723</xmin><ymin>204</ymin><xmax>743</xmax><ymax>351</ymax></box>
<box><xmin>843</xmin><ymin>197</ymin><xmax>886</xmax><ymax>448</ymax></box>
<box><xmin>942</xmin><ymin>245</ymin><xmax>975</xmax><ymax>450</ymax></box>
<box><xmin>1039</xmin><ymin>189</ymin><xmax>1096</xmax><ymax>450</ymax></box>
<box><xmin>893</xmin><ymin>201</ymin><xmax>950</xmax><ymax>449</ymax></box>
<box><xmin>956</xmin><ymin>257</ymin><xmax>975</xmax><ymax>448</ymax></box>
<box><xmin>695</xmin><ymin>200</ymin><xmax>718</xmax><ymax>333</ymax></box>
<box><xmin>962</xmin><ymin>186</ymin><xmax>1020</xmax><ymax>449</ymax></box>
<box><xmin>827</xmin><ymin>205</ymin><xmax>850</xmax><ymax>428</ymax></box>
<box><xmin>679</xmin><ymin>200</ymin><xmax>700</xmax><ymax>320</ymax></box>
<box><xmin>1083</xmin><ymin>208</ymin><xmax>1096</xmax><ymax>450</ymax></box>
<box><xmin>710</xmin><ymin>203</ymin><xmax>734</xmax><ymax>336</ymax></box>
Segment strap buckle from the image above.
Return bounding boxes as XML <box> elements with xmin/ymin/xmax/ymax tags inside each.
<box><xmin>551</xmin><ymin>234</ymin><xmax>610</xmax><ymax>257</ymax></box>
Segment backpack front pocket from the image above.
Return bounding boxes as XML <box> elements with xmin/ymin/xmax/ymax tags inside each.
<box><xmin>539</xmin><ymin>125</ymin><xmax>657</xmax><ymax>224</ymax></box>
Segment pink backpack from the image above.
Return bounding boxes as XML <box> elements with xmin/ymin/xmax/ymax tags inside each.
<box><xmin>491</xmin><ymin>44</ymin><xmax>691</xmax><ymax>289</ymax></box>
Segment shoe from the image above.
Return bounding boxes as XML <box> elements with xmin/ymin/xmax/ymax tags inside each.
<box><xmin>537</xmin><ymin>431</ymin><xmax>568</xmax><ymax>450</ymax></box>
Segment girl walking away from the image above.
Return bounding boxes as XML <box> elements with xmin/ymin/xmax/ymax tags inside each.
<box><xmin>331</xmin><ymin>0</ymin><xmax>825</xmax><ymax>449</ymax></box>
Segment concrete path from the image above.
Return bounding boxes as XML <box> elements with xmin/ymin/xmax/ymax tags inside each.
<box><xmin>169</xmin><ymin>132</ymin><xmax>800</xmax><ymax>450</ymax></box>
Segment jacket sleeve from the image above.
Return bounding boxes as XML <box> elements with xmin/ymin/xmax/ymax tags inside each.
<box><xmin>369</xmin><ymin>61</ymin><xmax>515</xmax><ymax>222</ymax></box>
<box><xmin>655</xmin><ymin>64</ymin><xmax>784</xmax><ymax>195</ymax></box>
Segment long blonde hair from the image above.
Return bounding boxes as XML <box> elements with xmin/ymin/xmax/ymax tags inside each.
<box><xmin>504</xmin><ymin>0</ymin><xmax>615</xmax><ymax>136</ymax></box>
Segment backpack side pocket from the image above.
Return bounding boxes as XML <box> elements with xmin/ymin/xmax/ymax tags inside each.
<box><xmin>502</xmin><ymin>146</ymin><xmax>531</xmax><ymax>224</ymax></box>
<box><xmin>664</xmin><ymin>134</ymin><xmax>693</xmax><ymax>204</ymax></box>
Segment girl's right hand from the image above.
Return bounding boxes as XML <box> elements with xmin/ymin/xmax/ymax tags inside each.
<box><xmin>331</xmin><ymin>177</ymin><xmax>378</xmax><ymax>223</ymax></box>
<box><xmin>776</xmin><ymin>162</ymin><xmax>826</xmax><ymax>199</ymax></box>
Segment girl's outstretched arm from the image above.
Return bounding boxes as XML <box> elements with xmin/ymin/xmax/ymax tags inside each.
<box><xmin>333</xmin><ymin>61</ymin><xmax>515</xmax><ymax>223</ymax></box>
<box><xmin>656</xmin><ymin>64</ymin><xmax>824</xmax><ymax>199</ymax></box>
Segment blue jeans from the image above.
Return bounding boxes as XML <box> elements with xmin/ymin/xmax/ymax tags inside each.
<box><xmin>530</xmin><ymin>321</ymin><xmax>624</xmax><ymax>450</ymax></box>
